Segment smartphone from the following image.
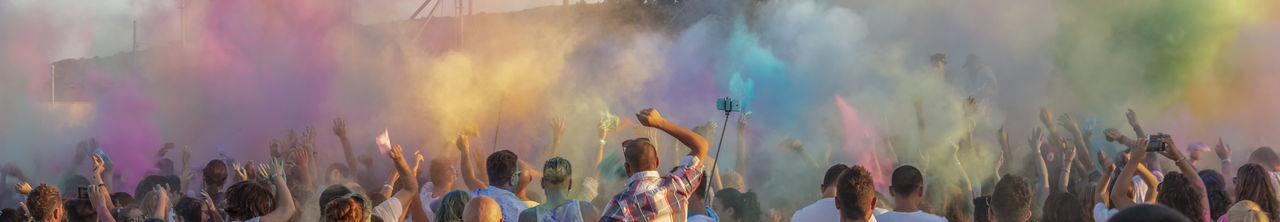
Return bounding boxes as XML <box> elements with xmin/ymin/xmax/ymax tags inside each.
<box><xmin>1147</xmin><ymin>133</ymin><xmax>1171</xmax><ymax>152</ymax></box>
<box><xmin>716</xmin><ymin>97</ymin><xmax>742</xmax><ymax>112</ymax></box>
<box><xmin>78</xmin><ymin>186</ymin><xmax>89</xmax><ymax>199</ymax></box>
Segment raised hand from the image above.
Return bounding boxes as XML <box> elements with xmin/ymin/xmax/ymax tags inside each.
<box><xmin>158</xmin><ymin>142</ymin><xmax>176</xmax><ymax>157</ymax></box>
<box><xmin>182</xmin><ymin>146</ymin><xmax>193</xmax><ymax>167</ymax></box>
<box><xmin>91</xmin><ymin>154</ymin><xmax>107</xmax><ymax>176</ymax></box>
<box><xmin>270</xmin><ymin>139</ymin><xmax>282</xmax><ymax>158</ymax></box>
<box><xmin>412</xmin><ymin>150</ymin><xmax>425</xmax><ymax>172</ymax></box>
<box><xmin>266</xmin><ymin>158</ymin><xmax>286</xmax><ymax>179</ymax></box>
<box><xmin>14</xmin><ymin>182</ymin><xmax>31</xmax><ymax>194</ymax></box>
<box><xmin>200</xmin><ymin>191</ymin><xmax>218</xmax><ymax>212</ymax></box>
<box><xmin>87</xmin><ymin>185</ymin><xmax>107</xmax><ymax>204</ymax></box>
<box><xmin>1155</xmin><ymin>137</ymin><xmax>1183</xmax><ymax>161</ymax></box>
<box><xmin>1029</xmin><ymin>127</ymin><xmax>1045</xmax><ymax>153</ymax></box>
<box><xmin>1040</xmin><ymin>108</ymin><xmax>1056</xmax><ymax>132</ymax></box>
<box><xmin>1129</xmin><ymin>138</ymin><xmax>1151</xmax><ymax>162</ymax></box>
<box><xmin>232</xmin><ymin>163</ymin><xmax>248</xmax><ymax>181</ymax></box>
<box><xmin>1126</xmin><ymin>109</ymin><xmax>1139</xmax><ymax>126</ymax></box>
<box><xmin>1058</xmin><ymin>114</ymin><xmax>1083</xmax><ymax>136</ymax></box>
<box><xmin>1215</xmin><ymin>138</ymin><xmax>1232</xmax><ymax>160</ymax></box>
<box><xmin>1098</xmin><ymin>150</ymin><xmax>1114</xmax><ymax>171</ymax></box>
<box><xmin>333</xmin><ymin>118</ymin><xmax>347</xmax><ymax>137</ymax></box>
<box><xmin>456</xmin><ymin>135</ymin><xmax>470</xmax><ymax>151</ymax></box>
<box><xmin>550</xmin><ymin>117</ymin><xmax>566</xmax><ymax>138</ymax></box>
<box><xmin>635</xmin><ymin>108</ymin><xmax>666</xmax><ymax>128</ymax></box>
<box><xmin>1104</xmin><ymin>128</ymin><xmax>1124</xmax><ymax>142</ymax></box>
<box><xmin>389</xmin><ymin>145</ymin><xmax>405</xmax><ymax>161</ymax></box>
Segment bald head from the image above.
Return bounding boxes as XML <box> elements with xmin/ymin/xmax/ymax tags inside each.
<box><xmin>463</xmin><ymin>196</ymin><xmax>502</xmax><ymax>222</ymax></box>
<box><xmin>623</xmin><ymin>138</ymin><xmax>659</xmax><ymax>174</ymax></box>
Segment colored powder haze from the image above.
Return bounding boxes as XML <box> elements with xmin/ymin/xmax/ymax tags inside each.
<box><xmin>2</xmin><ymin>0</ymin><xmax>1280</xmax><ymax>213</ymax></box>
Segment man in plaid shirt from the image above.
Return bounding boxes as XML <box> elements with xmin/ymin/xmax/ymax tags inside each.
<box><xmin>600</xmin><ymin>108</ymin><xmax>710</xmax><ymax>222</ymax></box>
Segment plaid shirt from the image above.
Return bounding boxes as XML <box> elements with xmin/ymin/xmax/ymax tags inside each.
<box><xmin>600</xmin><ymin>156</ymin><xmax>704</xmax><ymax>222</ymax></box>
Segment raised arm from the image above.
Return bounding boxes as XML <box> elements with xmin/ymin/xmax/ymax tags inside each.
<box><xmin>1155</xmin><ymin>137</ymin><xmax>1209</xmax><ymax>221</ymax></box>
<box><xmin>1215</xmin><ymin>138</ymin><xmax>1233</xmax><ymax>180</ymax></box>
<box><xmin>1096</xmin><ymin>153</ymin><xmax>1115</xmax><ymax>207</ymax></box>
<box><xmin>735</xmin><ymin>115</ymin><xmax>749</xmax><ymax>183</ymax></box>
<box><xmin>456</xmin><ymin>135</ymin><xmax>487</xmax><ymax>190</ymax></box>
<box><xmin>1058</xmin><ymin>114</ymin><xmax>1098</xmax><ymax>172</ymax></box>
<box><xmin>546</xmin><ymin>117</ymin><xmax>566</xmax><ymax>161</ymax></box>
<box><xmin>90</xmin><ymin>154</ymin><xmax>115</xmax><ymax>209</ymax></box>
<box><xmin>1029</xmin><ymin>128</ymin><xmax>1051</xmax><ymax>193</ymax></box>
<box><xmin>87</xmin><ymin>185</ymin><xmax>116</xmax><ymax>222</ymax></box>
<box><xmin>1111</xmin><ymin>138</ymin><xmax>1149</xmax><ymax>210</ymax></box>
<box><xmin>388</xmin><ymin>145</ymin><xmax>422</xmax><ymax>221</ymax></box>
<box><xmin>998</xmin><ymin>126</ymin><xmax>1010</xmax><ymax>176</ymax></box>
<box><xmin>1126</xmin><ymin>109</ymin><xmax>1146</xmax><ymax>138</ymax></box>
<box><xmin>259</xmin><ymin>158</ymin><xmax>296</xmax><ymax>222</ymax></box>
<box><xmin>1058</xmin><ymin>142</ymin><xmax>1077</xmax><ymax>192</ymax></box>
<box><xmin>333</xmin><ymin>118</ymin><xmax>358</xmax><ymax>172</ymax></box>
<box><xmin>636</xmin><ymin>109</ymin><xmax>708</xmax><ymax>160</ymax></box>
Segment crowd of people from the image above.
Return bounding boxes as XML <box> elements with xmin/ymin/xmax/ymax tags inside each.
<box><xmin>0</xmin><ymin>101</ymin><xmax>1278</xmax><ymax>222</ymax></box>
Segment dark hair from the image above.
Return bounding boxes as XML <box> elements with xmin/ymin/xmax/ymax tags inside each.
<box><xmin>622</xmin><ymin>138</ymin><xmax>658</xmax><ymax>172</ymax></box>
<box><xmin>991</xmin><ymin>174</ymin><xmax>1032</xmax><ymax>222</ymax></box>
<box><xmin>835</xmin><ymin>165</ymin><xmax>875</xmax><ymax>220</ymax></box>
<box><xmin>174</xmin><ymin>197</ymin><xmax>204</xmax><ymax>222</ymax></box>
<box><xmin>0</xmin><ymin>208</ymin><xmax>29</xmax><ymax>222</ymax></box>
<box><xmin>434</xmin><ymin>190</ymin><xmax>471</xmax><ymax>222</ymax></box>
<box><xmin>1198</xmin><ymin>170</ymin><xmax>1231</xmax><ymax>220</ymax></box>
<box><xmin>63</xmin><ymin>199</ymin><xmax>96</xmax><ymax>222</ymax></box>
<box><xmin>134</xmin><ymin>175</ymin><xmax>171</xmax><ymax>198</ymax></box>
<box><xmin>225</xmin><ymin>181</ymin><xmax>276</xmax><ymax>220</ymax></box>
<box><xmin>1042</xmin><ymin>191</ymin><xmax>1090</xmax><ymax>222</ymax></box>
<box><xmin>1235</xmin><ymin>163</ymin><xmax>1278</xmax><ymax>219</ymax></box>
<box><xmin>319</xmin><ymin>185</ymin><xmax>370</xmax><ymax>222</ymax></box>
<box><xmin>1108</xmin><ymin>204</ymin><xmax>1192</xmax><ymax>222</ymax></box>
<box><xmin>486</xmin><ymin>150</ymin><xmax>520</xmax><ymax>186</ymax></box>
<box><xmin>931</xmin><ymin>53</ymin><xmax>947</xmax><ymax>65</ymax></box>
<box><xmin>204</xmin><ymin>159</ymin><xmax>228</xmax><ymax>187</ymax></box>
<box><xmin>891</xmin><ymin>165</ymin><xmax>924</xmax><ymax>196</ymax></box>
<box><xmin>1248</xmin><ymin>147</ymin><xmax>1280</xmax><ymax>168</ymax></box>
<box><xmin>1157</xmin><ymin>172</ymin><xmax>1206</xmax><ymax>222</ymax></box>
<box><xmin>26</xmin><ymin>184</ymin><xmax>62</xmax><ymax>222</ymax></box>
<box><xmin>111</xmin><ymin>192</ymin><xmax>135</xmax><ymax>208</ymax></box>
<box><xmin>715</xmin><ymin>188</ymin><xmax>761</xmax><ymax>222</ymax></box>
<box><xmin>694</xmin><ymin>172</ymin><xmax>710</xmax><ymax>198</ymax></box>
<box><xmin>973</xmin><ymin>196</ymin><xmax>991</xmax><ymax>222</ymax></box>
<box><xmin>822</xmin><ymin>164</ymin><xmax>850</xmax><ymax>189</ymax></box>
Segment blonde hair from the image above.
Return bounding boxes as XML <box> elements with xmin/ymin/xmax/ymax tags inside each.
<box><xmin>1228</xmin><ymin>200</ymin><xmax>1269</xmax><ymax>222</ymax></box>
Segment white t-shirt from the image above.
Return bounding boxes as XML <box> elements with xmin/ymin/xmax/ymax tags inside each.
<box><xmin>373</xmin><ymin>197</ymin><xmax>405</xmax><ymax>222</ymax></box>
<box><xmin>791</xmin><ymin>198</ymin><xmax>840</xmax><ymax>222</ymax></box>
<box><xmin>1092</xmin><ymin>203</ymin><xmax>1118</xmax><ymax>222</ymax></box>
<box><xmin>875</xmin><ymin>210</ymin><xmax>947</xmax><ymax>222</ymax></box>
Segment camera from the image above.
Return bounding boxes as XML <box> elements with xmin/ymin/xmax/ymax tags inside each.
<box><xmin>77</xmin><ymin>186</ymin><xmax>89</xmax><ymax>199</ymax></box>
<box><xmin>1147</xmin><ymin>133</ymin><xmax>1171</xmax><ymax>152</ymax></box>
<box><xmin>717</xmin><ymin>97</ymin><xmax>742</xmax><ymax>112</ymax></box>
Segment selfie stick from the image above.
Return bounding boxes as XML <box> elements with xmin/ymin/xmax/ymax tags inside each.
<box><xmin>705</xmin><ymin>100</ymin><xmax>736</xmax><ymax>206</ymax></box>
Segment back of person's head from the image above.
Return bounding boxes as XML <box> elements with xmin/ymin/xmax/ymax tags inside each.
<box><xmin>1198</xmin><ymin>170</ymin><xmax>1231</xmax><ymax>220</ymax></box>
<box><xmin>973</xmin><ymin>196</ymin><xmax>991</xmax><ymax>222</ymax></box>
<box><xmin>1247</xmin><ymin>147</ymin><xmax>1280</xmax><ymax>169</ymax></box>
<box><xmin>485</xmin><ymin>150</ymin><xmax>520</xmax><ymax>187</ymax></box>
<box><xmin>715</xmin><ymin>188</ymin><xmax>761</xmax><ymax>222</ymax></box>
<box><xmin>822</xmin><ymin>164</ymin><xmax>851</xmax><ymax>192</ymax></box>
<box><xmin>1235</xmin><ymin>163</ymin><xmax>1278</xmax><ymax>219</ymax></box>
<box><xmin>157</xmin><ymin>158</ymin><xmax>176</xmax><ymax>175</ymax></box>
<box><xmin>1109</xmin><ymin>204</ymin><xmax>1193</xmax><ymax>222</ymax></box>
<box><xmin>542</xmin><ymin>157</ymin><xmax>573</xmax><ymax>189</ymax></box>
<box><xmin>319</xmin><ymin>185</ymin><xmax>370</xmax><ymax>222</ymax></box>
<box><xmin>429</xmin><ymin>157</ymin><xmax>455</xmax><ymax>186</ymax></box>
<box><xmin>111</xmin><ymin>192</ymin><xmax>135</xmax><ymax>208</ymax></box>
<box><xmin>1041</xmin><ymin>191</ymin><xmax>1088</xmax><ymax>222</ymax></box>
<box><xmin>693</xmin><ymin>172</ymin><xmax>710</xmax><ymax>200</ymax></box>
<box><xmin>1227</xmin><ymin>200</ymin><xmax>1269</xmax><ymax>222</ymax></box>
<box><xmin>835</xmin><ymin>165</ymin><xmax>875</xmax><ymax>221</ymax></box>
<box><xmin>63</xmin><ymin>199</ymin><xmax>96</xmax><ymax>222</ymax></box>
<box><xmin>622</xmin><ymin>138</ymin><xmax>659</xmax><ymax>173</ymax></box>
<box><xmin>134</xmin><ymin>175</ymin><xmax>170</xmax><ymax>199</ymax></box>
<box><xmin>204</xmin><ymin>159</ymin><xmax>228</xmax><ymax>187</ymax></box>
<box><xmin>1157</xmin><ymin>172</ymin><xmax>1206</xmax><ymax>221</ymax></box>
<box><xmin>990</xmin><ymin>174</ymin><xmax>1032</xmax><ymax>222</ymax></box>
<box><xmin>463</xmin><ymin>196</ymin><xmax>501</xmax><ymax>222</ymax></box>
<box><xmin>225</xmin><ymin>181</ymin><xmax>276</xmax><ymax>221</ymax></box>
<box><xmin>26</xmin><ymin>184</ymin><xmax>63</xmax><ymax>222</ymax></box>
<box><xmin>434</xmin><ymin>190</ymin><xmax>471</xmax><ymax>222</ymax></box>
<box><xmin>890</xmin><ymin>165</ymin><xmax>924</xmax><ymax>198</ymax></box>
<box><xmin>0</xmin><ymin>208</ymin><xmax>28</xmax><ymax>222</ymax></box>
<box><xmin>174</xmin><ymin>197</ymin><xmax>204</xmax><ymax>222</ymax></box>
<box><xmin>113</xmin><ymin>207</ymin><xmax>145</xmax><ymax>222</ymax></box>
